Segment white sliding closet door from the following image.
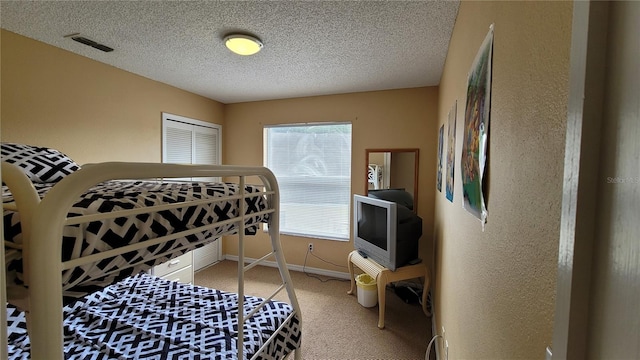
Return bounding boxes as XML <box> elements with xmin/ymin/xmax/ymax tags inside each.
<box><xmin>162</xmin><ymin>113</ymin><xmax>221</xmax><ymax>271</ymax></box>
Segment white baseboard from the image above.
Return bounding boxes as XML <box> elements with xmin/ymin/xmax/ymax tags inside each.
<box><xmin>223</xmin><ymin>254</ymin><xmax>351</xmax><ymax>280</ymax></box>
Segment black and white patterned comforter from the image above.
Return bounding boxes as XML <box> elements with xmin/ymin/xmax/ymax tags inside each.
<box><xmin>3</xmin><ymin>180</ymin><xmax>269</xmax><ymax>299</ymax></box>
<box><xmin>7</xmin><ymin>273</ymin><xmax>301</xmax><ymax>359</ymax></box>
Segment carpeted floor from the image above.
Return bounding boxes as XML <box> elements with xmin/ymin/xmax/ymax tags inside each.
<box><xmin>194</xmin><ymin>260</ymin><xmax>433</xmax><ymax>360</ymax></box>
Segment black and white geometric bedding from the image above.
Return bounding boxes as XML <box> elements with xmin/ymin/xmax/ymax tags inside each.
<box><xmin>6</xmin><ymin>273</ymin><xmax>301</xmax><ymax>359</ymax></box>
<box><xmin>1</xmin><ymin>142</ymin><xmax>81</xmax><ymax>183</ymax></box>
<box><xmin>3</xmin><ymin>180</ymin><xmax>269</xmax><ymax>300</ymax></box>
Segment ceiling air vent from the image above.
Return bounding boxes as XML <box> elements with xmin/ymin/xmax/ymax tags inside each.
<box><xmin>66</xmin><ymin>34</ymin><xmax>114</xmax><ymax>52</ymax></box>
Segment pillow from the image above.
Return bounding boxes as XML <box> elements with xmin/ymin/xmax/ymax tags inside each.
<box><xmin>1</xmin><ymin>142</ymin><xmax>80</xmax><ymax>183</ymax></box>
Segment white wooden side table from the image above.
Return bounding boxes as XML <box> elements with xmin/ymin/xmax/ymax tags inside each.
<box><xmin>347</xmin><ymin>250</ymin><xmax>430</xmax><ymax>329</ymax></box>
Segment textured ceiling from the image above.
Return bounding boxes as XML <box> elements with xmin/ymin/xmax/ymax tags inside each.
<box><xmin>0</xmin><ymin>1</ymin><xmax>459</xmax><ymax>104</ymax></box>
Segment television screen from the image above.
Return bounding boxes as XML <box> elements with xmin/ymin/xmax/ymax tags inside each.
<box><xmin>357</xmin><ymin>202</ymin><xmax>388</xmax><ymax>251</ymax></box>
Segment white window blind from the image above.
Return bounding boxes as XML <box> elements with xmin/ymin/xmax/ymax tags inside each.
<box><xmin>264</xmin><ymin>123</ymin><xmax>352</xmax><ymax>240</ymax></box>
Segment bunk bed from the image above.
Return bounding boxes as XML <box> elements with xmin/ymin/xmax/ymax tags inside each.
<box><xmin>1</xmin><ymin>143</ymin><xmax>302</xmax><ymax>359</ymax></box>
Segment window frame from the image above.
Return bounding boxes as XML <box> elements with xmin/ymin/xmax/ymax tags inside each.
<box><xmin>264</xmin><ymin>122</ymin><xmax>352</xmax><ymax>241</ymax></box>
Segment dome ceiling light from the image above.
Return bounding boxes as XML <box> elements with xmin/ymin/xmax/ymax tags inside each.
<box><xmin>224</xmin><ymin>34</ymin><xmax>263</xmax><ymax>56</ymax></box>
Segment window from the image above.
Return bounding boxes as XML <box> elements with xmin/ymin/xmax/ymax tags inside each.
<box><xmin>264</xmin><ymin>123</ymin><xmax>352</xmax><ymax>240</ymax></box>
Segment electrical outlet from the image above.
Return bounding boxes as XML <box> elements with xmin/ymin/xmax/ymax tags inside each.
<box><xmin>308</xmin><ymin>243</ymin><xmax>314</xmax><ymax>252</ymax></box>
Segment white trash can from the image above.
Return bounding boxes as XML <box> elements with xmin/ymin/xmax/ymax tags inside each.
<box><xmin>355</xmin><ymin>273</ymin><xmax>378</xmax><ymax>307</ymax></box>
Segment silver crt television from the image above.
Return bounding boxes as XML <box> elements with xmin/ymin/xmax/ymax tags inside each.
<box><xmin>353</xmin><ymin>191</ymin><xmax>422</xmax><ymax>271</ymax></box>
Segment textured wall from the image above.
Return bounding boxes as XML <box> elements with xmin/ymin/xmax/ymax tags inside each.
<box><xmin>1</xmin><ymin>30</ymin><xmax>223</xmax><ymax>165</ymax></box>
<box><xmin>1</xmin><ymin>28</ymin><xmax>441</xmax><ymax>276</ymax></box>
<box><xmin>224</xmin><ymin>88</ymin><xmax>439</xmax><ymax>272</ymax></box>
<box><xmin>433</xmin><ymin>1</ymin><xmax>572</xmax><ymax>358</ymax></box>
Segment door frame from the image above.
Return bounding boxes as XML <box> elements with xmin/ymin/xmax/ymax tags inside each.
<box><xmin>552</xmin><ymin>1</ymin><xmax>609</xmax><ymax>358</ymax></box>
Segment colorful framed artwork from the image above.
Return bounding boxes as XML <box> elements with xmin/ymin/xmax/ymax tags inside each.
<box><xmin>446</xmin><ymin>101</ymin><xmax>457</xmax><ymax>202</ymax></box>
<box><xmin>437</xmin><ymin>124</ymin><xmax>444</xmax><ymax>192</ymax></box>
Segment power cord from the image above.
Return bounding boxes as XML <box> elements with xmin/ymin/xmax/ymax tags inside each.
<box><xmin>425</xmin><ymin>334</ymin><xmax>443</xmax><ymax>360</ymax></box>
<box><xmin>302</xmin><ymin>249</ymin><xmax>350</xmax><ymax>283</ymax></box>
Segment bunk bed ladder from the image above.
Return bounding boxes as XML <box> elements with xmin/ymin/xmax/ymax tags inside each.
<box><xmin>236</xmin><ymin>175</ymin><xmax>302</xmax><ymax>360</ymax></box>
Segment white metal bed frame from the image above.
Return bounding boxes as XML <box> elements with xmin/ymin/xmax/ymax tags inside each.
<box><xmin>1</xmin><ymin>161</ymin><xmax>302</xmax><ymax>359</ymax></box>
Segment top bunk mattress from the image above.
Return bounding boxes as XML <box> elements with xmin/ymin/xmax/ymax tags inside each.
<box><xmin>3</xmin><ymin>179</ymin><xmax>269</xmax><ymax>299</ymax></box>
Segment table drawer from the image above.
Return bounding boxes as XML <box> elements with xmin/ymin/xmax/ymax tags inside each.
<box><xmin>153</xmin><ymin>252</ymin><xmax>192</xmax><ymax>277</ymax></box>
<box><xmin>161</xmin><ymin>265</ymin><xmax>193</xmax><ymax>284</ymax></box>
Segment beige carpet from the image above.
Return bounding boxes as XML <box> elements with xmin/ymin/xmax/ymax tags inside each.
<box><xmin>194</xmin><ymin>260</ymin><xmax>433</xmax><ymax>360</ymax></box>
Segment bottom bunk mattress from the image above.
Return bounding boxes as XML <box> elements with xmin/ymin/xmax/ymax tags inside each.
<box><xmin>6</xmin><ymin>273</ymin><xmax>301</xmax><ymax>359</ymax></box>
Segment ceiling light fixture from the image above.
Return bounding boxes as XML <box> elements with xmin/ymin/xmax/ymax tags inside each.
<box><xmin>224</xmin><ymin>34</ymin><xmax>263</xmax><ymax>56</ymax></box>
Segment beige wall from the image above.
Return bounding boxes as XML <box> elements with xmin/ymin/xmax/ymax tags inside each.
<box><xmin>0</xmin><ymin>4</ymin><xmax>586</xmax><ymax>356</ymax></box>
<box><xmin>224</xmin><ymin>88</ymin><xmax>438</xmax><ymax>271</ymax></box>
<box><xmin>1</xmin><ymin>30</ymin><xmax>224</xmax><ymax>164</ymax></box>
<box><xmin>1</xmin><ymin>29</ymin><xmax>439</xmax><ymax>274</ymax></box>
<box><xmin>434</xmin><ymin>1</ymin><xmax>572</xmax><ymax>358</ymax></box>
